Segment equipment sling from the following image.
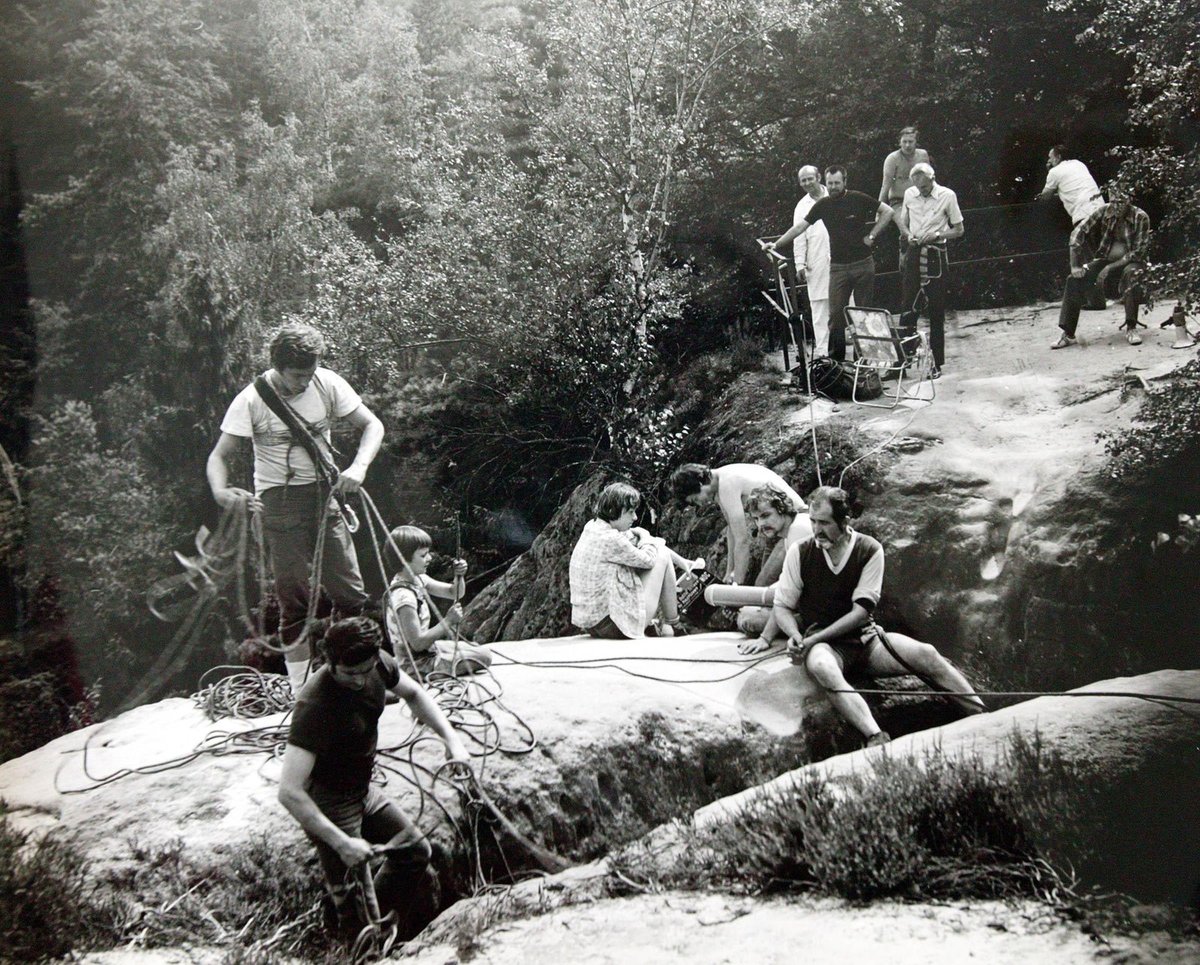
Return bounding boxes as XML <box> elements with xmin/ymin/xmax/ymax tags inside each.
<box><xmin>253</xmin><ymin>374</ymin><xmax>359</xmax><ymax>532</ymax></box>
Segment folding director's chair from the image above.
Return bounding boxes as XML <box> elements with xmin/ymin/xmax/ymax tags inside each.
<box><xmin>844</xmin><ymin>306</ymin><xmax>936</xmax><ymax>409</ymax></box>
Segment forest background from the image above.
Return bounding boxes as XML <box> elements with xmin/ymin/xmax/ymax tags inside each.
<box><xmin>0</xmin><ymin>0</ymin><xmax>1196</xmax><ymax>751</ymax></box>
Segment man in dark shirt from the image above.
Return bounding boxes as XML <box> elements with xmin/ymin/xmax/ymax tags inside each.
<box><xmin>770</xmin><ymin>167</ymin><xmax>894</xmax><ymax>361</ymax></box>
<box><xmin>279</xmin><ymin>617</ymin><xmax>469</xmax><ymax>935</ymax></box>
<box><xmin>772</xmin><ymin>486</ymin><xmax>985</xmax><ymax>746</ymax></box>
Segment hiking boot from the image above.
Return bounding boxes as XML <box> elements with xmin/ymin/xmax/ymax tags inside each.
<box><xmin>865</xmin><ymin>730</ymin><xmax>891</xmax><ymax>749</ymax></box>
<box><xmin>1125</xmin><ymin>327</ymin><xmax>1143</xmax><ymax>345</ymax></box>
<box><xmin>1050</xmin><ymin>333</ymin><xmax>1076</xmax><ymax>350</ymax></box>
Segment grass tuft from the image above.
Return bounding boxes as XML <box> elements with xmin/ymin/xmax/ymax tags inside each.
<box><xmin>0</xmin><ymin>812</ymin><xmax>107</xmax><ymax>963</ymax></box>
<box><xmin>611</xmin><ymin>733</ymin><xmax>1088</xmax><ymax>905</ymax></box>
<box><xmin>97</xmin><ymin>834</ymin><xmax>329</xmax><ymax>960</ymax></box>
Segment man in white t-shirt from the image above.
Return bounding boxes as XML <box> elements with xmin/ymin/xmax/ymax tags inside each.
<box><xmin>207</xmin><ymin>323</ymin><xmax>385</xmax><ymax>691</ymax></box>
<box><xmin>670</xmin><ymin>463</ymin><xmax>807</xmax><ymax>584</ymax></box>
<box><xmin>1039</xmin><ymin>145</ymin><xmax>1105</xmax><ymax>226</ymax></box>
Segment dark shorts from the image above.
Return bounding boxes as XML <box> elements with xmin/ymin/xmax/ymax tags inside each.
<box><xmin>306</xmin><ymin>783</ymin><xmax>427</xmax><ymax>907</ymax></box>
<box><xmin>584</xmin><ymin>615</ymin><xmax>630</xmax><ymax>639</ymax></box>
<box><xmin>822</xmin><ymin>630</ymin><xmax>880</xmax><ymax>677</ymax></box>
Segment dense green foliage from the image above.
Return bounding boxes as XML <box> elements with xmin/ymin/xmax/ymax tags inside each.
<box><xmin>1</xmin><ymin>0</ymin><xmax>1196</xmax><ymax>717</ymax></box>
<box><xmin>1105</xmin><ymin>358</ymin><xmax>1200</xmax><ymax>492</ymax></box>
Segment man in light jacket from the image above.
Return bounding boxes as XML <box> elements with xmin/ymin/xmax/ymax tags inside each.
<box><xmin>792</xmin><ymin>165</ymin><xmax>833</xmax><ymax>358</ymax></box>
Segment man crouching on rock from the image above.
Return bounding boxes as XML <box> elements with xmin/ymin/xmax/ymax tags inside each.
<box><xmin>773</xmin><ymin>486</ymin><xmax>986</xmax><ymax>747</ymax></box>
<box><xmin>735</xmin><ymin>484</ymin><xmax>812</xmax><ymax>655</ymax></box>
<box><xmin>279</xmin><ymin>616</ymin><xmax>469</xmax><ymax>938</ymax></box>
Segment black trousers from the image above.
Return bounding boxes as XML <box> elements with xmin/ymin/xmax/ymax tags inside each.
<box><xmin>899</xmin><ymin>243</ymin><xmax>947</xmax><ymax>367</ymax></box>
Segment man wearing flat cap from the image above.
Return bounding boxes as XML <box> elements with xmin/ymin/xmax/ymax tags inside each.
<box><xmin>897</xmin><ymin>162</ymin><xmax>964</xmax><ymax>376</ymax></box>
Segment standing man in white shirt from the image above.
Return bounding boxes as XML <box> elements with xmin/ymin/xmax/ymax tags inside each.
<box><xmin>792</xmin><ymin>165</ymin><xmax>833</xmax><ymax>358</ymax></box>
<box><xmin>1039</xmin><ymin>144</ymin><xmax>1105</xmax><ymax>226</ymax></box>
<box><xmin>897</xmin><ymin>163</ymin><xmax>964</xmax><ymax>376</ymax></box>
<box><xmin>207</xmin><ymin>322</ymin><xmax>385</xmax><ymax>693</ymax></box>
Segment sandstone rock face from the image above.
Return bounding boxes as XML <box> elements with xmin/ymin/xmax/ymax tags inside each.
<box><xmin>2</xmin><ymin>632</ymin><xmax>921</xmax><ymax>877</ymax></box>
<box><xmin>468</xmin><ymin>304</ymin><xmax>1199</xmax><ymax>699</ymax></box>
<box><xmin>414</xmin><ymin>669</ymin><xmax>1200</xmax><ymax>962</ymax></box>
<box><xmin>408</xmin><ymin>892</ymin><xmax>1199</xmax><ymax>965</ymax></box>
<box><xmin>462</xmin><ymin>474</ymin><xmax>606</xmax><ymax>643</ymax></box>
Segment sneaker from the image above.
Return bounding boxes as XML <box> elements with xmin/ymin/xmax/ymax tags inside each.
<box><xmin>1125</xmin><ymin>327</ymin><xmax>1143</xmax><ymax>345</ymax></box>
<box><xmin>929</xmin><ymin>364</ymin><xmax>942</xmax><ymax>380</ymax></box>
<box><xmin>666</xmin><ymin>619</ymin><xmax>697</xmax><ymax>637</ymax></box>
<box><xmin>865</xmin><ymin>730</ymin><xmax>891</xmax><ymax>748</ymax></box>
<box><xmin>1050</xmin><ymin>333</ymin><xmax>1076</xmax><ymax>350</ymax></box>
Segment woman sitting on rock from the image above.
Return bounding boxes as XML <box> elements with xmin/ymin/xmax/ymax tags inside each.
<box><xmin>568</xmin><ymin>482</ymin><xmax>702</xmax><ymax>638</ymax></box>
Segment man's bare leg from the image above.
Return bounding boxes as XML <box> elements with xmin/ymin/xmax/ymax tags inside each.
<box><xmin>666</xmin><ymin>546</ymin><xmax>704</xmax><ymax>572</ymax></box>
<box><xmin>804</xmin><ymin>643</ymin><xmax>884</xmax><ymax>738</ymax></box>
<box><xmin>866</xmin><ymin>631</ymin><xmax>986</xmax><ymax>715</ymax></box>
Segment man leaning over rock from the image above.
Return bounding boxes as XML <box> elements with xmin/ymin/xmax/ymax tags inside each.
<box><xmin>671</xmin><ymin>463</ymin><xmax>807</xmax><ymax>585</ymax></box>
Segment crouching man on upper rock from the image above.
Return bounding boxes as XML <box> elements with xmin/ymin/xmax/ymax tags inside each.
<box><xmin>670</xmin><ymin>463</ymin><xmax>807</xmax><ymax>585</ymax></box>
<box><xmin>278</xmin><ymin>617</ymin><xmax>469</xmax><ymax>938</ymax></box>
<box><xmin>772</xmin><ymin>486</ymin><xmax>986</xmax><ymax>747</ymax></box>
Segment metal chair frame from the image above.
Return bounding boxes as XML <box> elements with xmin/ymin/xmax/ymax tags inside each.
<box><xmin>844</xmin><ymin>305</ymin><xmax>936</xmax><ymax>409</ymax></box>
<box><xmin>757</xmin><ymin>237</ymin><xmax>808</xmax><ymax>376</ymax></box>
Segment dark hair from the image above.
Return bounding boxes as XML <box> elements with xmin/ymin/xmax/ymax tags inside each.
<box><xmin>808</xmin><ymin>485</ymin><xmax>852</xmax><ymax>527</ymax></box>
<box><xmin>669</xmin><ymin>463</ymin><xmax>713</xmax><ymax>500</ymax></box>
<box><xmin>899</xmin><ymin>126</ymin><xmax>918</xmax><ymax>138</ymax></box>
<box><xmin>594</xmin><ymin>482</ymin><xmax>641</xmax><ymax>522</ymax></box>
<box><xmin>824</xmin><ymin>165</ymin><xmax>848</xmax><ymax>181</ymax></box>
<box><xmin>320</xmin><ymin>616</ymin><xmax>382</xmax><ymax>667</ymax></box>
<box><xmin>1049</xmin><ymin>143</ymin><xmax>1069</xmax><ymax>160</ymax></box>
<box><xmin>744</xmin><ymin>484</ymin><xmax>797</xmax><ymax>519</ymax></box>
<box><xmin>389</xmin><ymin>524</ymin><xmax>432</xmax><ymax>565</ymax></box>
<box><xmin>269</xmin><ymin>322</ymin><xmax>325</xmax><ymax>371</ymax></box>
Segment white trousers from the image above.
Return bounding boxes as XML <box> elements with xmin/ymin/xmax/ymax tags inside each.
<box><xmin>810</xmin><ymin>298</ymin><xmax>831</xmax><ymax>358</ymax></box>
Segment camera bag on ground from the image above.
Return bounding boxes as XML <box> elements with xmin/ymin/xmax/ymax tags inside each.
<box><xmin>805</xmin><ymin>355</ymin><xmax>882</xmax><ymax>401</ymax></box>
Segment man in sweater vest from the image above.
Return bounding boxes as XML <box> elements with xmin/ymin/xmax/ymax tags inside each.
<box><xmin>772</xmin><ymin>486</ymin><xmax>985</xmax><ymax>746</ymax></box>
